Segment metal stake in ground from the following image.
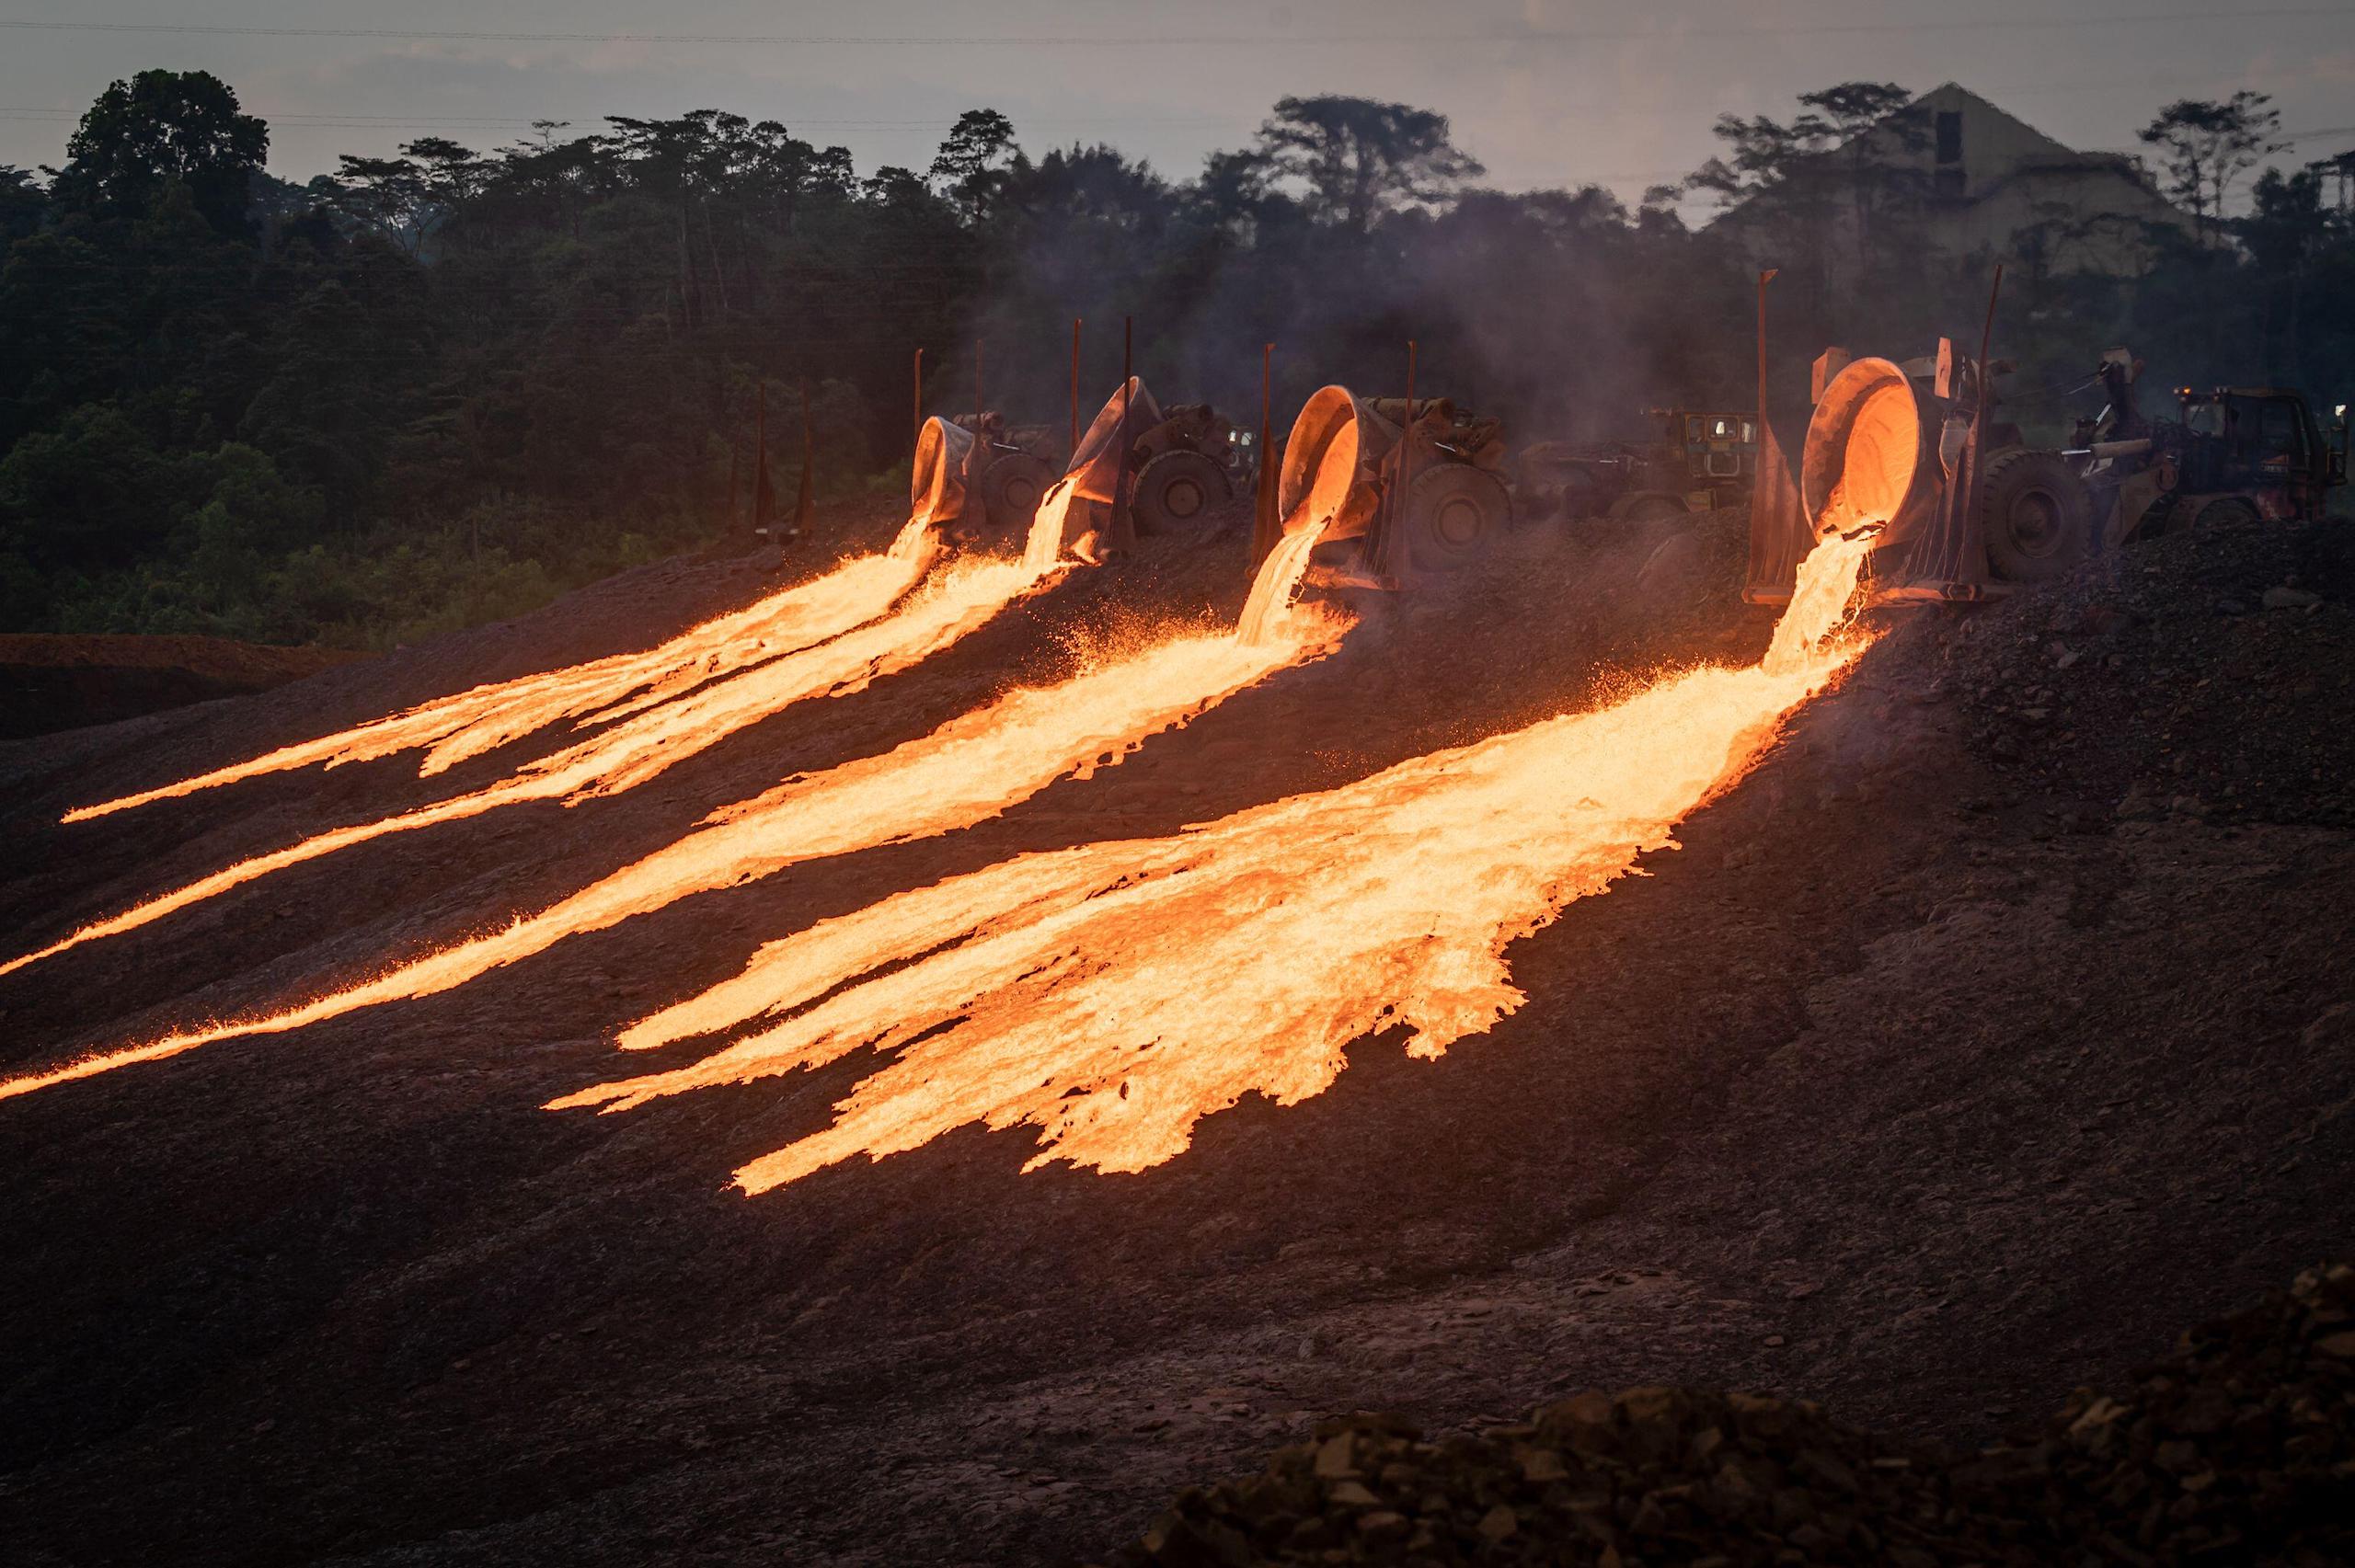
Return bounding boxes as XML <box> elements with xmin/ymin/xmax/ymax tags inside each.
<box><xmin>1110</xmin><ymin>315</ymin><xmax>1135</xmax><ymax>552</ymax></box>
<box><xmin>1071</xmin><ymin>318</ymin><xmax>1083</xmax><ymax>459</ymax></box>
<box><xmin>1251</xmin><ymin>341</ymin><xmax>1281</xmax><ymax>569</ymax></box>
<box><xmin>912</xmin><ymin>347</ymin><xmax>925</xmax><ymax>449</ymax></box>
<box><xmin>1379</xmin><ymin>339</ymin><xmax>1417</xmax><ymax>580</ymax></box>
<box><xmin>790</xmin><ymin>378</ymin><xmax>814</xmax><ymax>555</ymax></box>
<box><xmin>752</xmin><ymin>382</ymin><xmax>775</xmax><ymax>541</ymax></box>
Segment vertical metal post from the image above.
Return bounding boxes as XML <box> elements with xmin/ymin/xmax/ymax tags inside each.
<box><xmin>1071</xmin><ymin>317</ymin><xmax>1083</xmax><ymax>456</ymax></box>
<box><xmin>913</xmin><ymin>347</ymin><xmax>925</xmax><ymax>447</ymax></box>
<box><xmin>1970</xmin><ymin>261</ymin><xmax>2005</xmax><ymax>522</ymax></box>
<box><xmin>975</xmin><ymin>339</ymin><xmax>984</xmax><ymax>429</ymax></box>
<box><xmin>1251</xmin><ymin>340</ymin><xmax>1280</xmax><ymax>568</ymax></box>
<box><xmin>753</xmin><ymin>381</ymin><xmax>768</xmax><ymax>533</ymax></box>
<box><xmin>1756</xmin><ymin>268</ymin><xmax>1777</xmax><ymax>434</ymax></box>
<box><xmin>792</xmin><ymin>377</ymin><xmax>814</xmax><ymax>543</ymax></box>
<box><xmin>1111</xmin><ymin>315</ymin><xmax>1133</xmax><ymax>544</ymax></box>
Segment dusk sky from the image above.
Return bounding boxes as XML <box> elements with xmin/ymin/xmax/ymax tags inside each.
<box><xmin>3</xmin><ymin>1</ymin><xmax>2351</xmax><ymax>219</ymax></box>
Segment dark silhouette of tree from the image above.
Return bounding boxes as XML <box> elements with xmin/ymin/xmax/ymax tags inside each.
<box><xmin>49</xmin><ymin>69</ymin><xmax>269</xmax><ymax>237</ymax></box>
<box><xmin>1252</xmin><ymin>97</ymin><xmax>1482</xmax><ymax>234</ymax></box>
<box><xmin>2140</xmin><ymin>92</ymin><xmax>2288</xmax><ymax>241</ymax></box>
<box><xmin>930</xmin><ymin>109</ymin><xmax>1018</xmax><ymax>219</ymax></box>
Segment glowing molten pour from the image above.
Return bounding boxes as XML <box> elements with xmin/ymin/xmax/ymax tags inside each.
<box><xmin>2</xmin><ymin>559</ymin><xmax>1046</xmax><ymax>981</ymax></box>
<box><xmin>0</xmin><ymin>603</ymin><xmax>1342</xmax><ymax>1100</ymax></box>
<box><xmin>63</xmin><ymin>551</ymin><xmax>930</xmax><ymax>823</ymax></box>
<box><xmin>554</xmin><ymin>536</ymin><xmax>1878</xmax><ymax>1193</ymax></box>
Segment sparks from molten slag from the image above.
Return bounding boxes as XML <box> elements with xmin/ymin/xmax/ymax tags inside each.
<box><xmin>551</xmin><ymin>535</ymin><xmax>1878</xmax><ymax>1192</ymax></box>
<box><xmin>0</xmin><ymin>601</ymin><xmax>1346</xmax><ymax>1100</ymax></box>
<box><xmin>1</xmin><ymin>557</ymin><xmax>1047</xmax><ymax>982</ymax></box>
<box><xmin>63</xmin><ymin>550</ymin><xmax>938</xmax><ymax>824</ymax></box>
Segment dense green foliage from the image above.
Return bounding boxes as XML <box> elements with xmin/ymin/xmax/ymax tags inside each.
<box><xmin>0</xmin><ymin>71</ymin><xmax>2349</xmax><ymax>647</ymax></box>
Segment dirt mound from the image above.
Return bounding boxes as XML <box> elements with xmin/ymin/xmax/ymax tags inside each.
<box><xmin>1923</xmin><ymin>510</ymin><xmax>2355</xmax><ymax>830</ymax></box>
<box><xmin>1111</xmin><ymin>1263</ymin><xmax>2355</xmax><ymax>1565</ymax></box>
<box><xmin>0</xmin><ymin>634</ymin><xmax>371</xmax><ymax>739</ymax></box>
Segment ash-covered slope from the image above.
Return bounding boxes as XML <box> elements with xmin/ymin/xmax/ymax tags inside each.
<box><xmin>0</xmin><ymin>504</ymin><xmax>2349</xmax><ymax>1568</ymax></box>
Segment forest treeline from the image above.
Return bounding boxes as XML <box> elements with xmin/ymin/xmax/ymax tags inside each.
<box><xmin>0</xmin><ymin>70</ymin><xmax>2348</xmax><ymax>647</ymax></box>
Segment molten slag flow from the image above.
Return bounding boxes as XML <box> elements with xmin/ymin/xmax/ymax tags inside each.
<box><xmin>0</xmin><ymin>600</ymin><xmax>1343</xmax><ymax>1100</ymax></box>
<box><xmin>63</xmin><ymin>551</ymin><xmax>930</xmax><ymax>823</ymax></box>
<box><xmin>2</xmin><ymin>559</ymin><xmax>1047</xmax><ymax>982</ymax></box>
<box><xmin>553</xmin><ymin>535</ymin><xmax>1878</xmax><ymax>1193</ymax></box>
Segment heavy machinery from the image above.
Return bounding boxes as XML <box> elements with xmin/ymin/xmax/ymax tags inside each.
<box><xmin>1024</xmin><ymin>382</ymin><xmax>1259</xmax><ymax>566</ymax></box>
<box><xmin>906</xmin><ymin>411</ymin><xmax>1059</xmax><ymax>549</ymax></box>
<box><xmin>1747</xmin><ymin>339</ymin><xmax>2348</xmax><ymax>606</ymax></box>
<box><xmin>1263</xmin><ymin>387</ymin><xmax>1515</xmax><ymax>587</ymax></box>
<box><xmin>2071</xmin><ymin>349</ymin><xmax>2348</xmax><ymax>545</ymax></box>
<box><xmin>1131</xmin><ymin>403</ymin><xmax>1249</xmax><ymax>535</ymax></box>
<box><xmin>1522</xmin><ymin>408</ymin><xmax>1762</xmax><ymax>523</ymax></box>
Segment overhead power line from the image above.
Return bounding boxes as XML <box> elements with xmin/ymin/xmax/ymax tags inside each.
<box><xmin>0</xmin><ymin>8</ymin><xmax>2348</xmax><ymax>48</ymax></box>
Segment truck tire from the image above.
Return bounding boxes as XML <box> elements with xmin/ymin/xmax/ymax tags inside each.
<box><xmin>1400</xmin><ymin>464</ymin><xmax>1511</xmax><ymax>572</ymax></box>
<box><xmin>2194</xmin><ymin>497</ymin><xmax>2261</xmax><ymax>530</ymax></box>
<box><xmin>1607</xmin><ymin>489</ymin><xmax>1688</xmax><ymax>523</ymax></box>
<box><xmin>978</xmin><ymin>451</ymin><xmax>1055</xmax><ymax>535</ymax></box>
<box><xmin>1979</xmin><ymin>448</ymin><xmax>2092</xmax><ymax>582</ymax></box>
<box><xmin>1132</xmin><ymin>450</ymin><xmax>1232</xmax><ymax>536</ymax></box>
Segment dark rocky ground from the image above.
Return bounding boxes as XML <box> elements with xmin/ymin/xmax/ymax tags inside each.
<box><xmin>0</xmin><ymin>498</ymin><xmax>2349</xmax><ymax>1566</ymax></box>
<box><xmin>1116</xmin><ymin>1264</ymin><xmax>2355</xmax><ymax>1564</ymax></box>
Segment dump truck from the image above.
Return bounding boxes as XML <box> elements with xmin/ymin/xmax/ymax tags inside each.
<box><xmin>1261</xmin><ymin>387</ymin><xmax>1514</xmax><ymax>587</ymax></box>
<box><xmin>1520</xmin><ymin>408</ymin><xmax>1762</xmax><ymax>523</ymax></box>
<box><xmin>906</xmin><ymin>411</ymin><xmax>1059</xmax><ymax>549</ymax></box>
<box><xmin>1746</xmin><ymin>340</ymin><xmax>2349</xmax><ymax>606</ymax></box>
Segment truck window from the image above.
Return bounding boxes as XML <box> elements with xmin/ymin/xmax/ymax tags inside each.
<box><xmin>2251</xmin><ymin>399</ymin><xmax>2303</xmax><ymax>462</ymax></box>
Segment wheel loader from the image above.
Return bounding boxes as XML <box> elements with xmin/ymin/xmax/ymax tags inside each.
<box><xmin>1745</xmin><ymin>339</ymin><xmax>2349</xmax><ymax>607</ymax></box>
<box><xmin>2070</xmin><ymin>349</ymin><xmax>2349</xmax><ymax>544</ymax></box>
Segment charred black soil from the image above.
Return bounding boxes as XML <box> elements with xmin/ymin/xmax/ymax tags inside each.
<box><xmin>2</xmin><ymin>503</ymin><xmax>2349</xmax><ymax>1566</ymax></box>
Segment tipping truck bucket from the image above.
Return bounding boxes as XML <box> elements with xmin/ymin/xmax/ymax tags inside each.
<box><xmin>895</xmin><ymin>411</ymin><xmax>1059</xmax><ymax>565</ymax></box>
<box><xmin>1782</xmin><ymin>347</ymin><xmax>1998</xmax><ymax>606</ymax></box>
<box><xmin>1024</xmin><ymin>377</ymin><xmax>1165</xmax><ymax>569</ymax></box>
<box><xmin>1273</xmin><ymin>386</ymin><xmax>1511</xmax><ymax>585</ymax></box>
<box><xmin>1801</xmin><ymin>357</ymin><xmax>1942</xmax><ymax>547</ymax></box>
<box><xmin>1239</xmin><ymin>385</ymin><xmax>1513</xmax><ymax>642</ymax></box>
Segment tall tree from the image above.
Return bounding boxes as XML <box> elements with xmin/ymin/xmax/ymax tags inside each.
<box><xmin>49</xmin><ymin>69</ymin><xmax>269</xmax><ymax>237</ymax></box>
<box><xmin>930</xmin><ymin>109</ymin><xmax>1018</xmax><ymax>219</ymax></box>
<box><xmin>2139</xmin><ymin>92</ymin><xmax>2287</xmax><ymax>240</ymax></box>
<box><xmin>1252</xmin><ymin>97</ymin><xmax>1482</xmax><ymax>234</ymax></box>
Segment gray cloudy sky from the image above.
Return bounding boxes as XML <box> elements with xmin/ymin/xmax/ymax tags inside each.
<box><xmin>3</xmin><ymin>1</ymin><xmax>2351</xmax><ymax>219</ymax></box>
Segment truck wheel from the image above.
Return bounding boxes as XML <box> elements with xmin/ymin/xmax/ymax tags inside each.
<box><xmin>1401</xmin><ymin>464</ymin><xmax>1511</xmax><ymax>571</ymax></box>
<box><xmin>2194</xmin><ymin>497</ymin><xmax>2261</xmax><ymax>530</ymax></box>
<box><xmin>1132</xmin><ymin>451</ymin><xmax>1232</xmax><ymax>536</ymax></box>
<box><xmin>1979</xmin><ymin>448</ymin><xmax>2092</xmax><ymax>582</ymax></box>
<box><xmin>1607</xmin><ymin>490</ymin><xmax>1688</xmax><ymax>523</ymax></box>
<box><xmin>979</xmin><ymin>452</ymin><xmax>1055</xmax><ymax>535</ymax></box>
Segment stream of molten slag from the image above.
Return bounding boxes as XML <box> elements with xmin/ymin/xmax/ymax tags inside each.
<box><xmin>62</xmin><ymin>549</ymin><xmax>932</xmax><ymax>824</ymax></box>
<box><xmin>1</xmin><ymin>558</ymin><xmax>1045</xmax><ymax>981</ymax></box>
<box><xmin>551</xmin><ymin>535</ymin><xmax>1878</xmax><ymax>1194</ymax></box>
<box><xmin>0</xmin><ymin>601</ymin><xmax>1346</xmax><ymax>1101</ymax></box>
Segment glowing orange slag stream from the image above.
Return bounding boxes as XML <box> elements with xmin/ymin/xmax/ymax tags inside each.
<box><xmin>0</xmin><ymin>599</ymin><xmax>1346</xmax><ymax>1101</ymax></box>
<box><xmin>1</xmin><ymin>558</ymin><xmax>1048</xmax><ymax>982</ymax></box>
<box><xmin>551</xmin><ymin>535</ymin><xmax>1878</xmax><ymax>1193</ymax></box>
<box><xmin>63</xmin><ymin>550</ymin><xmax>931</xmax><ymax>824</ymax></box>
